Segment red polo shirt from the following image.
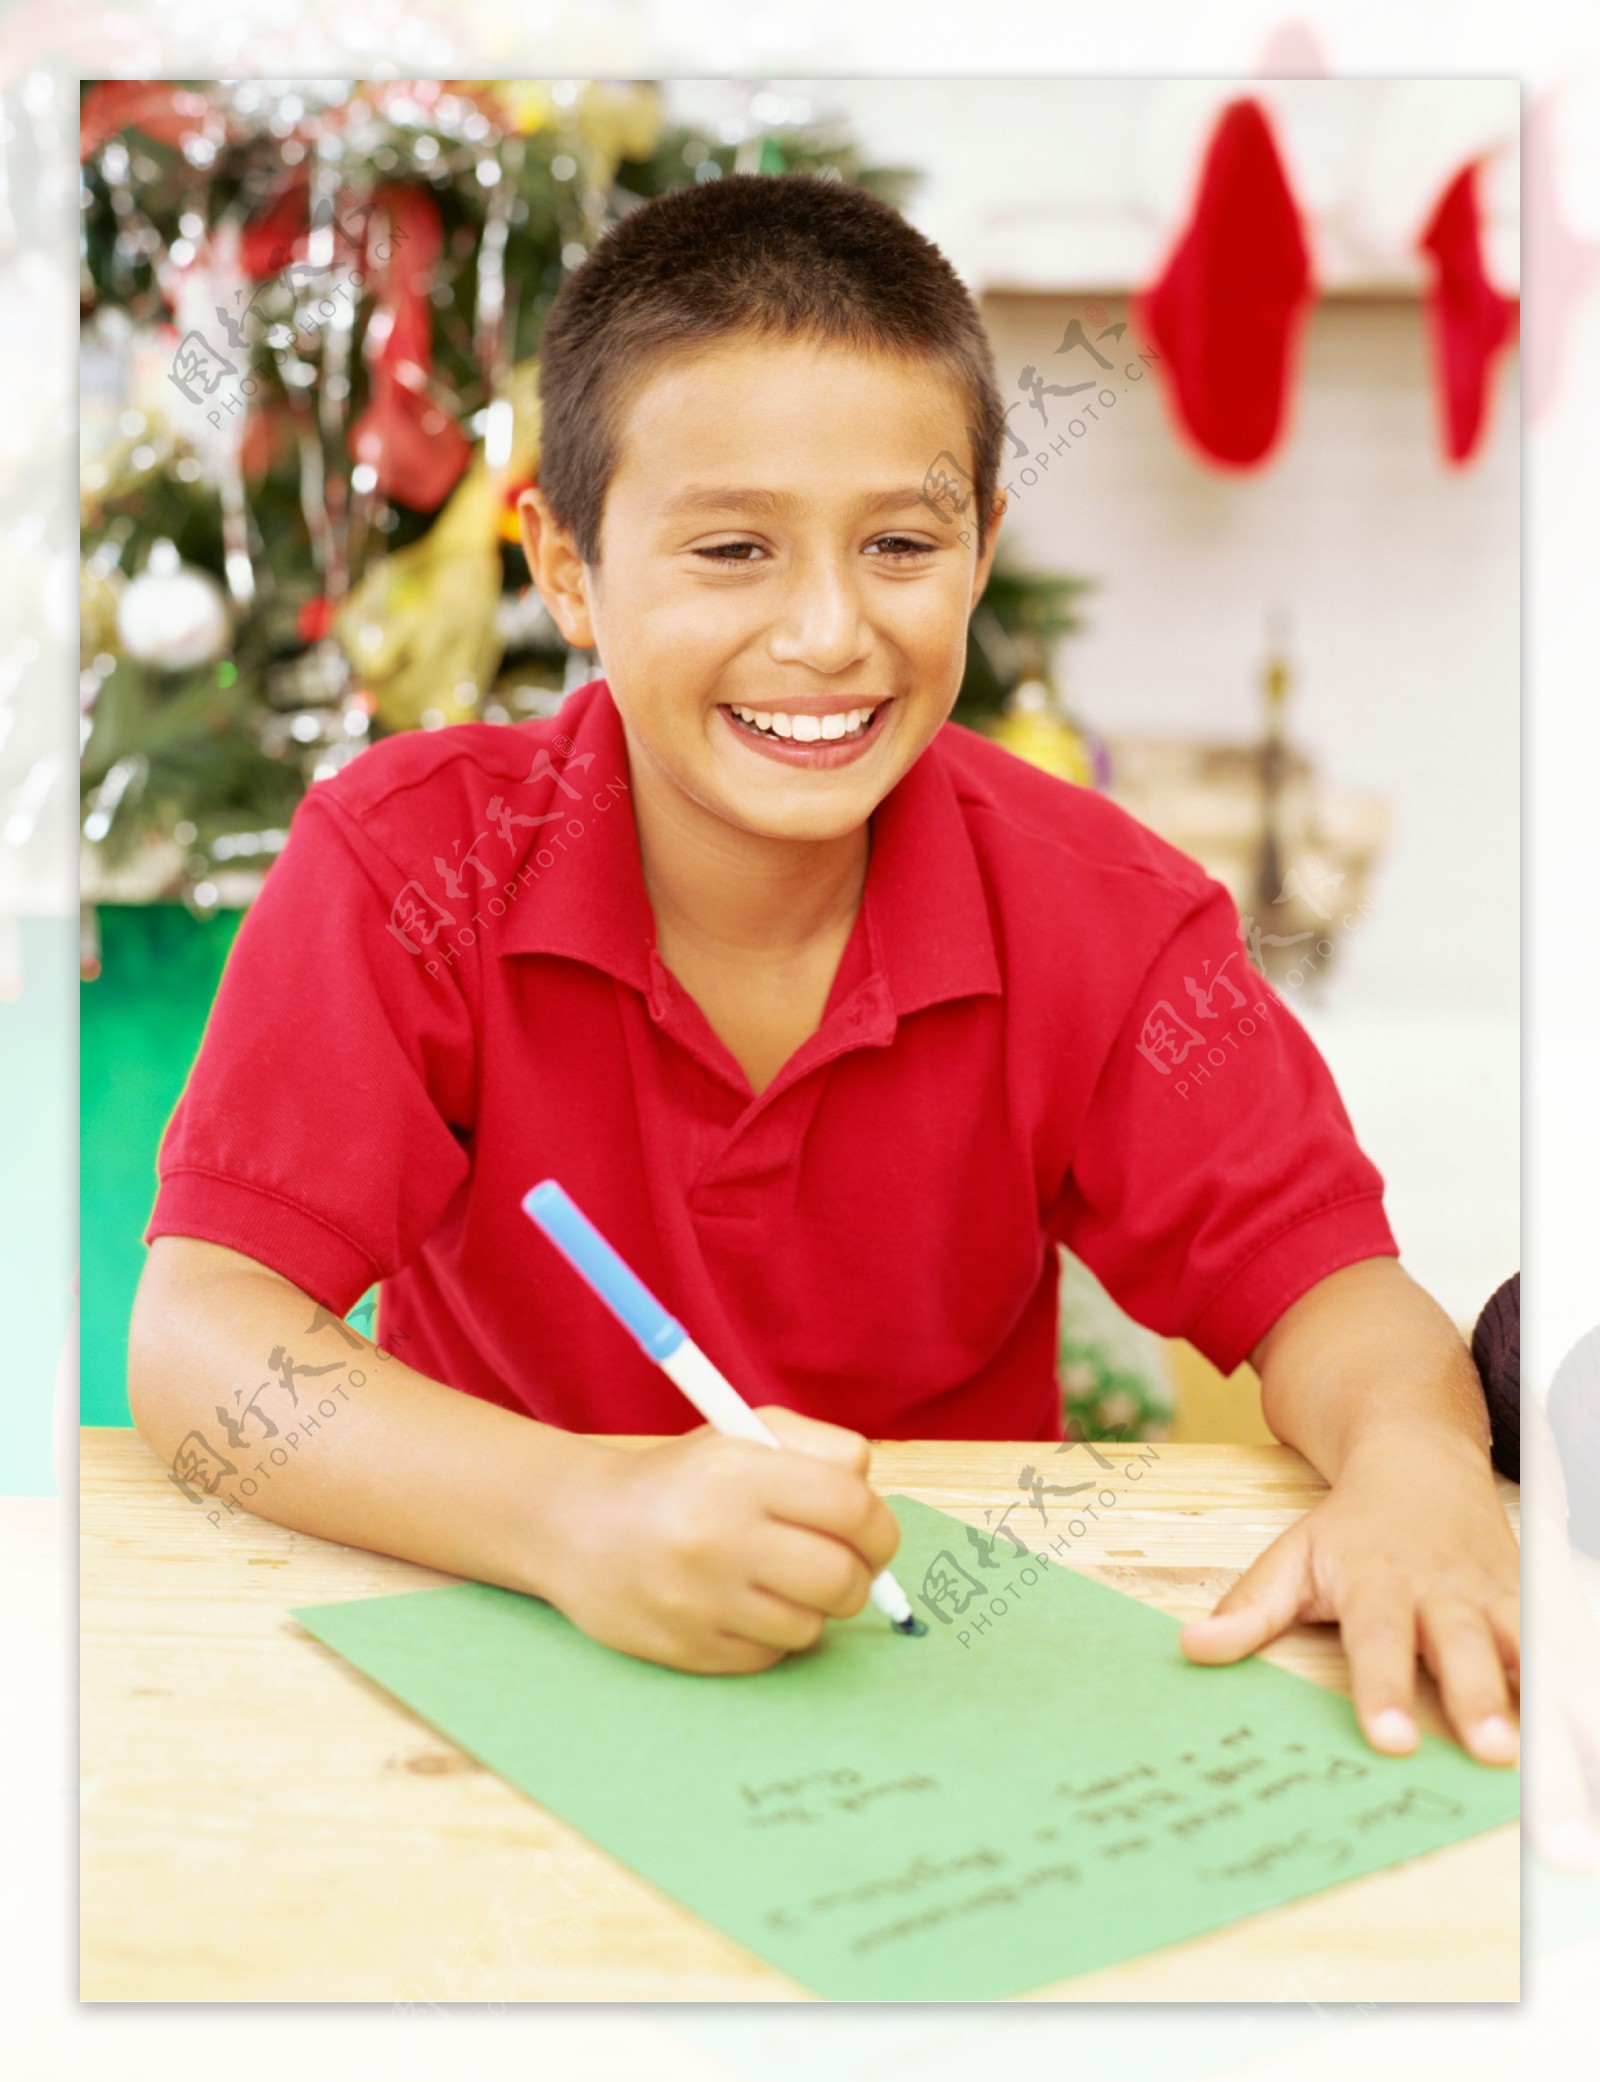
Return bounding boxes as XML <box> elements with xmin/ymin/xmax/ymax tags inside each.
<box><xmin>144</xmin><ymin>674</ymin><xmax>1398</xmax><ymax>1441</ymax></box>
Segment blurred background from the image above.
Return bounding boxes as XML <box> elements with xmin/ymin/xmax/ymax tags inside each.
<box><xmin>64</xmin><ymin>74</ymin><xmax>1521</xmax><ymax>1448</ymax></box>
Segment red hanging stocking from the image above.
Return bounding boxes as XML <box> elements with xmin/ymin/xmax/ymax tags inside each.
<box><xmin>1417</xmin><ymin>158</ymin><xmax>1517</xmax><ymax>465</ymax></box>
<box><xmin>1135</xmin><ymin>97</ymin><xmax>1313</xmax><ymax>468</ymax></box>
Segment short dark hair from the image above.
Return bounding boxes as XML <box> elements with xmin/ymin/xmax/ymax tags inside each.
<box><xmin>535</xmin><ymin>171</ymin><xmax>1005</xmax><ymax>566</ymax></box>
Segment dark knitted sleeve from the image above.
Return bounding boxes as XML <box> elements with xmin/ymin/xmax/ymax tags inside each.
<box><xmin>1470</xmin><ymin>1271</ymin><xmax>1520</xmax><ymax>1484</ymax></box>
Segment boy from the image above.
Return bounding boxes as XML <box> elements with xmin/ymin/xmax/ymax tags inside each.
<box><xmin>131</xmin><ymin>173</ymin><xmax>1518</xmax><ymax>1768</ymax></box>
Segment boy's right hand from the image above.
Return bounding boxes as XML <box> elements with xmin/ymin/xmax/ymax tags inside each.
<box><xmin>545</xmin><ymin>1407</ymin><xmax>903</xmax><ymax>1674</ymax></box>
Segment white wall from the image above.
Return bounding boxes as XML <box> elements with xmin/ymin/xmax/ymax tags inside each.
<box><xmin>982</xmin><ymin>290</ymin><xmax>1519</xmax><ymax>1327</ymax></box>
<box><xmin>665</xmin><ymin>78</ymin><xmax>1522</xmax><ymax>292</ymax></box>
<box><xmin>980</xmin><ymin>290</ymin><xmax>1519</xmax><ymax>1025</ymax></box>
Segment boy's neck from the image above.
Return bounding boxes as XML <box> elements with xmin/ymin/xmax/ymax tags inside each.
<box><xmin>625</xmin><ymin>733</ymin><xmax>870</xmax><ymax>964</ymax></box>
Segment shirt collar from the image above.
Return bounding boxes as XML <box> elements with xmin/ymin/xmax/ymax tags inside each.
<box><xmin>498</xmin><ymin>677</ymin><xmax>1002</xmax><ymax>1020</ymax></box>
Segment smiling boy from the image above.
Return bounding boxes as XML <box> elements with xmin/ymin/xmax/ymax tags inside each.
<box><xmin>132</xmin><ymin>174</ymin><xmax>1518</xmax><ymax>1768</ymax></box>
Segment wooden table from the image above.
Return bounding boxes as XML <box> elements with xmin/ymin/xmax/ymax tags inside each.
<box><xmin>79</xmin><ymin>1428</ymin><xmax>1520</xmax><ymax>2002</ymax></box>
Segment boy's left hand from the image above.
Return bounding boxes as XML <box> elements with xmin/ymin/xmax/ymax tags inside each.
<box><xmin>1177</xmin><ymin>1430</ymin><xmax>1520</xmax><ymax>1766</ymax></box>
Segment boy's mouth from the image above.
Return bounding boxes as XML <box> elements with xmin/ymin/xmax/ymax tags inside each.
<box><xmin>716</xmin><ymin>697</ymin><xmax>890</xmax><ymax>768</ymax></box>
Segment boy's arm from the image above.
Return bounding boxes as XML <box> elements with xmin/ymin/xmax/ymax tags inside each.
<box><xmin>1177</xmin><ymin>1254</ymin><xmax>1521</xmax><ymax>1766</ymax></box>
<box><xmin>1248</xmin><ymin>1255</ymin><xmax>1494</xmax><ymax>1479</ymax></box>
<box><xmin>127</xmin><ymin>1236</ymin><xmax>900</xmax><ymax>1673</ymax></box>
<box><xmin>128</xmin><ymin>1236</ymin><xmax>610</xmax><ymax>1601</ymax></box>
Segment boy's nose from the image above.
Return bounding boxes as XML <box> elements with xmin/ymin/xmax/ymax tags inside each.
<box><xmin>766</xmin><ymin>560</ymin><xmax>871</xmax><ymax>675</ymax></box>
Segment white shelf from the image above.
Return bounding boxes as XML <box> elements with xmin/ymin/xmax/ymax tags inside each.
<box><xmin>975</xmin><ymin>209</ymin><xmax>1516</xmax><ymax>302</ymax></box>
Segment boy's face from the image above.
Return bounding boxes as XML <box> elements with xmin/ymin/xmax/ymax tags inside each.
<box><xmin>520</xmin><ymin>333</ymin><xmax>1003</xmax><ymax>845</ymax></box>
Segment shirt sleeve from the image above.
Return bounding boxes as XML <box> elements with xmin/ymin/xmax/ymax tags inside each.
<box><xmin>1046</xmin><ymin>872</ymin><xmax>1400</xmax><ymax>1377</ymax></box>
<box><xmin>142</xmin><ymin>785</ymin><xmax>477</xmax><ymax>1316</ymax></box>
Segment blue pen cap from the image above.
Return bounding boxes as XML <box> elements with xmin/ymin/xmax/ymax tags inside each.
<box><xmin>522</xmin><ymin>1179</ymin><xmax>686</xmax><ymax>1363</ymax></box>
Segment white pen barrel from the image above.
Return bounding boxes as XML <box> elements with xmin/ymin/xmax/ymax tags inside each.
<box><xmin>659</xmin><ymin>1340</ymin><xmax>783</xmax><ymax>1446</ymax></box>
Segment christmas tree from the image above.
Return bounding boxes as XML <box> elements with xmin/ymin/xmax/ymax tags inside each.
<box><xmin>80</xmin><ymin>79</ymin><xmax>1096</xmax><ymax>908</ymax></box>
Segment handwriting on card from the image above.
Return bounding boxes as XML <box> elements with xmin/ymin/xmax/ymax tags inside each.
<box><xmin>740</xmin><ymin>1767</ymin><xmax>940</xmax><ymax>1827</ymax></box>
<box><xmin>742</xmin><ymin>1723</ymin><xmax>1469</xmax><ymax>1958</ymax></box>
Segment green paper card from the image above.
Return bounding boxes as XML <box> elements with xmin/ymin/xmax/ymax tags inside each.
<box><xmin>290</xmin><ymin>1494</ymin><xmax>1519</xmax><ymax>2000</ymax></box>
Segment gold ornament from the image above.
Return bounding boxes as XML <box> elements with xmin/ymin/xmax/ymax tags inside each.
<box><xmin>573</xmin><ymin>82</ymin><xmax>663</xmax><ymax>189</ymax></box>
<box><xmin>334</xmin><ymin>358</ymin><xmax>544</xmax><ymax>734</ymax></box>
<box><xmin>455</xmin><ymin>79</ymin><xmax>557</xmax><ymax>137</ymax></box>
<box><xmin>987</xmin><ymin>677</ymin><xmax>1095</xmax><ymax>787</ymax></box>
<box><xmin>80</xmin><ymin>562</ymin><xmax>124</xmax><ymax>663</ymax></box>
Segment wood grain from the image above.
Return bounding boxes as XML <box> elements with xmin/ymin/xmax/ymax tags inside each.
<box><xmin>77</xmin><ymin>1428</ymin><xmax>1520</xmax><ymax>2001</ymax></box>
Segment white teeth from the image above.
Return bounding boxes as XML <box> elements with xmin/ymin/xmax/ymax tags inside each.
<box><xmin>726</xmin><ymin>703</ymin><xmax>881</xmax><ymax>744</ymax></box>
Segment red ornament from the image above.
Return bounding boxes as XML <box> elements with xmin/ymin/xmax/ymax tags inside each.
<box><xmin>239</xmin><ymin>403</ymin><xmax>280</xmax><ymax>481</ymax></box>
<box><xmin>234</xmin><ymin>173</ymin><xmax>471</xmax><ymax>512</ymax></box>
<box><xmin>1134</xmin><ymin>98</ymin><xmax>1314</xmax><ymax>469</ymax></box>
<box><xmin>1417</xmin><ymin>158</ymin><xmax>1517</xmax><ymax>465</ymax></box>
<box><xmin>79</xmin><ymin>82</ymin><xmax>215</xmax><ymax>161</ymax></box>
<box><xmin>350</xmin><ymin>368</ymin><xmax>472</xmax><ymax>512</ymax></box>
<box><xmin>240</xmin><ymin>180</ymin><xmax>311</xmax><ymax>280</ymax></box>
<box><xmin>296</xmin><ymin>595</ymin><xmax>336</xmax><ymax>643</ymax></box>
<box><xmin>346</xmin><ymin>183</ymin><xmax>470</xmax><ymax>511</ymax></box>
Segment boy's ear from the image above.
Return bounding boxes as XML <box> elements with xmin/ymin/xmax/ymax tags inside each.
<box><xmin>969</xmin><ymin>490</ymin><xmax>1008</xmax><ymax>607</ymax></box>
<box><xmin>517</xmin><ymin>486</ymin><xmax>596</xmax><ymax>651</ymax></box>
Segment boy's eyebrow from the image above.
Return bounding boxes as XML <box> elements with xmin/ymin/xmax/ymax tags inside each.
<box><xmin>657</xmin><ymin>485</ymin><xmax>947</xmax><ymax>522</ymax></box>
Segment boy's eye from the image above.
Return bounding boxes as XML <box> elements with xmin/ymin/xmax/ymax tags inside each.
<box><xmin>689</xmin><ymin>534</ymin><xmax>938</xmax><ymax>565</ymax></box>
<box><xmin>870</xmin><ymin>535</ymin><xmax>935</xmax><ymax>558</ymax></box>
<box><xmin>693</xmin><ymin>541</ymin><xmax>766</xmax><ymax>563</ymax></box>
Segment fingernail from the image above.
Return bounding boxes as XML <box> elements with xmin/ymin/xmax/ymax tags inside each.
<box><xmin>1473</xmin><ymin>1715</ymin><xmax>1518</xmax><ymax>1762</ymax></box>
<box><xmin>1369</xmin><ymin>1708</ymin><xmax>1416</xmax><ymax>1749</ymax></box>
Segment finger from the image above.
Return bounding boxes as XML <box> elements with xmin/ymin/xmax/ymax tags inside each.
<box><xmin>1179</xmin><ymin>1528</ymin><xmax>1309</xmax><ymax>1666</ymax></box>
<box><xmin>1417</xmin><ymin>1596</ymin><xmax>1519</xmax><ymax>1764</ymax></box>
<box><xmin>757</xmin><ymin>1404</ymin><xmax>872</xmax><ymax>1474</ymax></box>
<box><xmin>753</xmin><ymin>1448</ymin><xmax>902</xmax><ymax>1574</ymax></box>
<box><xmin>729</xmin><ymin>1581</ymin><xmax>833</xmax><ymax>1654</ymax></box>
<box><xmin>1337</xmin><ymin>1587</ymin><xmax>1420</xmax><ymax>1752</ymax></box>
<box><xmin>1485</xmin><ymin>1592</ymin><xmax>1520</xmax><ymax>1693</ymax></box>
<box><xmin>702</xmin><ymin>1628</ymin><xmax>790</xmax><ymax>1675</ymax></box>
<box><xmin>626</xmin><ymin>1618</ymin><xmax>784</xmax><ymax>1677</ymax></box>
<box><xmin>750</xmin><ymin>1519</ymin><xmax>874</xmax><ymax>1620</ymax></box>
